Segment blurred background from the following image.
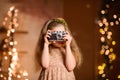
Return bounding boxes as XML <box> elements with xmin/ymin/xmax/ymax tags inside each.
<box><xmin>0</xmin><ymin>0</ymin><xmax>120</xmax><ymax>80</ymax></box>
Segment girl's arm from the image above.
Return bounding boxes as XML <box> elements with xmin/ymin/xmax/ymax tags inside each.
<box><xmin>41</xmin><ymin>43</ymin><xmax>50</xmax><ymax>68</ymax></box>
<box><xmin>41</xmin><ymin>30</ymin><xmax>51</xmax><ymax>68</ymax></box>
<box><xmin>65</xmin><ymin>44</ymin><xmax>76</xmax><ymax>72</ymax></box>
<box><xmin>64</xmin><ymin>32</ymin><xmax>76</xmax><ymax>71</ymax></box>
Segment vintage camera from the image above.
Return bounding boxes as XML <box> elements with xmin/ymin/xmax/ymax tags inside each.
<box><xmin>48</xmin><ymin>31</ymin><xmax>67</xmax><ymax>41</ymax></box>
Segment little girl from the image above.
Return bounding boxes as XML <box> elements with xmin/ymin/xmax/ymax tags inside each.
<box><xmin>36</xmin><ymin>18</ymin><xmax>82</xmax><ymax>80</ymax></box>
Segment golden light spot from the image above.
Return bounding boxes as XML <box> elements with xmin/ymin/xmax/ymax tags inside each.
<box><xmin>112</xmin><ymin>41</ymin><xmax>116</xmax><ymax>45</ymax></box>
<box><xmin>101</xmin><ymin>10</ymin><xmax>105</xmax><ymax>14</ymax></box>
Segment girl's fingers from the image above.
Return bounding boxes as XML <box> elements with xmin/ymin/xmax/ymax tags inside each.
<box><xmin>47</xmin><ymin>30</ymin><xmax>51</xmax><ymax>32</ymax></box>
<box><xmin>66</xmin><ymin>31</ymin><xmax>69</xmax><ymax>34</ymax></box>
<box><xmin>46</xmin><ymin>35</ymin><xmax>50</xmax><ymax>38</ymax></box>
<box><xmin>46</xmin><ymin>30</ymin><xmax>52</xmax><ymax>36</ymax></box>
<box><xmin>63</xmin><ymin>36</ymin><xmax>68</xmax><ymax>41</ymax></box>
<box><xmin>63</xmin><ymin>34</ymin><xmax>72</xmax><ymax>41</ymax></box>
<box><xmin>47</xmin><ymin>33</ymin><xmax>51</xmax><ymax>36</ymax></box>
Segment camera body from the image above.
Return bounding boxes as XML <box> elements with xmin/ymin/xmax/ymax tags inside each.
<box><xmin>48</xmin><ymin>31</ymin><xmax>67</xmax><ymax>41</ymax></box>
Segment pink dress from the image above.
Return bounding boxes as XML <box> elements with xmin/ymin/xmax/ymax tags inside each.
<box><xmin>38</xmin><ymin>48</ymin><xmax>76</xmax><ymax>80</ymax></box>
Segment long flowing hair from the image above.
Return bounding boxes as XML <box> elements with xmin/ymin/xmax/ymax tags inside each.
<box><xmin>35</xmin><ymin>18</ymin><xmax>83</xmax><ymax>68</ymax></box>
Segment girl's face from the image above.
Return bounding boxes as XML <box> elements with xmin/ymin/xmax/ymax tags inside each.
<box><xmin>51</xmin><ymin>24</ymin><xmax>66</xmax><ymax>48</ymax></box>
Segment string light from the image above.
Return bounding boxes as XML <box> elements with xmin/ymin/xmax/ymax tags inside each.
<box><xmin>101</xmin><ymin>10</ymin><xmax>106</xmax><ymax>14</ymax></box>
<box><xmin>0</xmin><ymin>6</ymin><xmax>29</xmax><ymax>80</ymax></box>
<box><xmin>112</xmin><ymin>41</ymin><xmax>116</xmax><ymax>45</ymax></box>
<box><xmin>118</xmin><ymin>75</ymin><xmax>120</xmax><ymax>79</ymax></box>
<box><xmin>97</xmin><ymin>0</ymin><xmax>119</xmax><ymax>79</ymax></box>
<box><xmin>106</xmin><ymin>4</ymin><xmax>110</xmax><ymax>8</ymax></box>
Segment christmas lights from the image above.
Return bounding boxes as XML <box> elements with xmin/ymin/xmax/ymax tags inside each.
<box><xmin>97</xmin><ymin>0</ymin><xmax>120</xmax><ymax>79</ymax></box>
<box><xmin>0</xmin><ymin>6</ymin><xmax>29</xmax><ymax>80</ymax></box>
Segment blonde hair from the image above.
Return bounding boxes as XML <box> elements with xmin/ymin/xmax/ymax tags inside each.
<box><xmin>35</xmin><ymin>18</ymin><xmax>82</xmax><ymax>68</ymax></box>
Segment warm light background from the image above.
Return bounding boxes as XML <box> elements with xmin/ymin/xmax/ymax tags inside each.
<box><xmin>0</xmin><ymin>0</ymin><xmax>103</xmax><ymax>80</ymax></box>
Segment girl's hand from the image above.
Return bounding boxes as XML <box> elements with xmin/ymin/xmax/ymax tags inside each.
<box><xmin>63</xmin><ymin>31</ymin><xmax>72</xmax><ymax>46</ymax></box>
<box><xmin>44</xmin><ymin>30</ymin><xmax>52</xmax><ymax>45</ymax></box>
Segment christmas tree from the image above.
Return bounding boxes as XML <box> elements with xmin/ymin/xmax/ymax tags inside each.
<box><xmin>0</xmin><ymin>6</ymin><xmax>29</xmax><ymax>80</ymax></box>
